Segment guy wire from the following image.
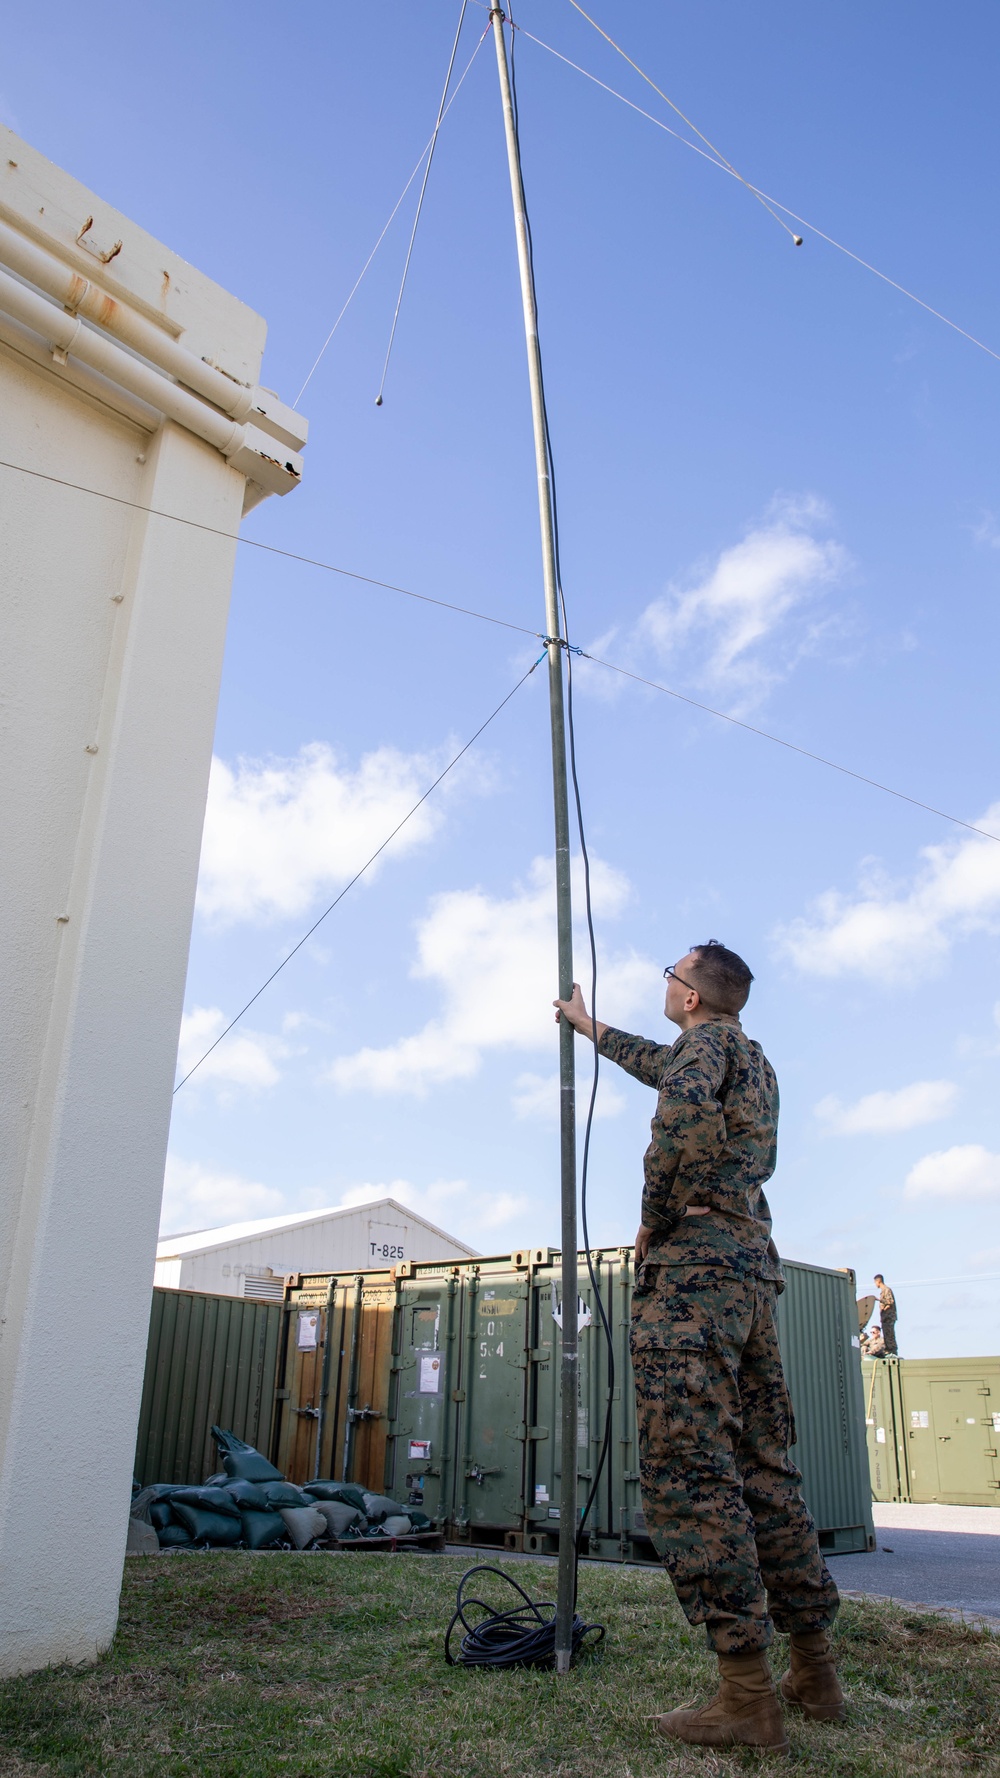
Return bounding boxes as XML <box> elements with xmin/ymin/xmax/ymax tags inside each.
<box><xmin>2</xmin><ymin>458</ymin><xmax>997</xmax><ymax>848</ymax></box>
<box><xmin>173</xmin><ymin>657</ymin><xmax>543</xmax><ymax>1092</ymax></box>
<box><xmin>563</xmin><ymin>0</ymin><xmax>799</xmax><ymax>244</ymax></box>
<box><xmin>517</xmin><ymin>16</ymin><xmax>1000</xmax><ymax>364</ymax></box>
<box><xmin>375</xmin><ymin>2</ymin><xmax>481</xmax><ymax>407</ymax></box>
<box><xmin>294</xmin><ymin>20</ymin><xmax>490</xmax><ymax>408</ymax></box>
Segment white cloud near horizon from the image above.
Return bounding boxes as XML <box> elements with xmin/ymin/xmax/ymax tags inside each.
<box><xmin>159</xmin><ymin>1166</ymin><xmax>526</xmax><ymax>1248</ymax></box>
<box><xmin>774</xmin><ymin>801</ymin><xmax>1000</xmax><ymax>983</ymax></box>
<box><xmin>160</xmin><ymin>1156</ymin><xmax>286</xmax><ymax>1235</ymax></box>
<box><xmin>904</xmin><ymin>1144</ymin><xmax>1000</xmax><ymax>1203</ymax></box>
<box><xmin>637</xmin><ymin>497</ymin><xmax>848</xmax><ymax>707</ymax></box>
<box><xmin>176</xmin><ymin>1006</ymin><xmax>288</xmax><ymax>1091</ymax></box>
<box><xmin>197</xmin><ymin>740</ymin><xmax>466</xmax><ymax>926</ymax></box>
<box><xmin>329</xmin><ymin>856</ymin><xmax>656</xmax><ymax>1098</ymax></box>
<box><xmin>337</xmin><ymin>1177</ymin><xmax>528</xmax><ymax>1238</ymax></box>
<box><xmin>815</xmin><ymin>1079</ymin><xmax>958</xmax><ymax>1135</ymax></box>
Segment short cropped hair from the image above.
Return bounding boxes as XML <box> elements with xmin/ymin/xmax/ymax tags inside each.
<box><xmin>688</xmin><ymin>940</ymin><xmax>754</xmax><ymax>1014</ymax></box>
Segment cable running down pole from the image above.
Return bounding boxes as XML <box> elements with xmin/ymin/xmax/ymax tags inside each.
<box><xmin>489</xmin><ymin>3</ymin><xmax>579</xmax><ymax>1675</ymax></box>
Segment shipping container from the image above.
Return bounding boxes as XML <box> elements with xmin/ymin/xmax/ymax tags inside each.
<box><xmin>282</xmin><ymin>1249</ymin><xmax>874</xmax><ymax>1558</ymax></box>
<box><xmin>135</xmin><ymin>1286</ymin><xmax>282</xmax><ymax>1486</ymax></box>
<box><xmin>863</xmin><ymin>1355</ymin><xmax>1000</xmax><ymax>1505</ymax></box>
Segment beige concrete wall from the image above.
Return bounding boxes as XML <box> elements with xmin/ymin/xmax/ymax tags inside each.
<box><xmin>0</xmin><ymin>130</ymin><xmax>304</xmax><ymax>1675</ymax></box>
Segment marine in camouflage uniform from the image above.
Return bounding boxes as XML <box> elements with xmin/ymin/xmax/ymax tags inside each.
<box><xmin>875</xmin><ymin>1276</ymin><xmax>898</xmax><ymax>1355</ymax></box>
<box><xmin>597</xmin><ymin>1011</ymin><xmax>840</xmax><ymax>1658</ymax></box>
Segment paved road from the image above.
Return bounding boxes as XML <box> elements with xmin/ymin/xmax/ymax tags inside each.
<box><xmin>826</xmin><ymin>1503</ymin><xmax>1000</xmax><ymax>1622</ymax></box>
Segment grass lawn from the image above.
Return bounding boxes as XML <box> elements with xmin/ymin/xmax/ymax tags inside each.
<box><xmin>0</xmin><ymin>1552</ymin><xmax>997</xmax><ymax>1777</ymax></box>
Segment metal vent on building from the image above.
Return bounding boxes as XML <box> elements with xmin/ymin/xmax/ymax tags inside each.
<box><xmin>242</xmin><ymin>1273</ymin><xmax>284</xmax><ymax>1301</ymax></box>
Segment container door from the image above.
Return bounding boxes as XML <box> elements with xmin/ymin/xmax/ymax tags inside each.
<box><xmin>902</xmin><ymin>1388</ymin><xmax>940</xmax><ymax>1499</ymax></box>
<box><xmin>386</xmin><ymin>1276</ymin><xmax>461</xmax><ymax>1526</ymax></box>
<box><xmin>930</xmin><ymin>1377</ymin><xmax>995</xmax><ymax>1498</ymax></box>
<box><xmin>453</xmin><ymin>1275</ymin><xmax>529</xmax><ymax>1536</ymax></box>
<box><xmin>275</xmin><ymin>1301</ymin><xmax>327</xmax><ymax>1483</ymax></box>
<box><xmin>526</xmin><ymin>1263</ymin><xmax>610</xmax><ymax>1549</ymax></box>
<box><xmin>864</xmin><ymin>1360</ymin><xmax>904</xmax><ymax>1501</ymax></box>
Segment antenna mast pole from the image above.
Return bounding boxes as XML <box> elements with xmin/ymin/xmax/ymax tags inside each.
<box><xmin>489</xmin><ymin>4</ymin><xmax>579</xmax><ymax>1673</ymax></box>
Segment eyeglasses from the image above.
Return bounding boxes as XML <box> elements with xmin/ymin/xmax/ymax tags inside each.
<box><xmin>663</xmin><ymin>964</ymin><xmax>699</xmax><ymax>994</ymax></box>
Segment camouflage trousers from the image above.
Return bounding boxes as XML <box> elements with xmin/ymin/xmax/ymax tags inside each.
<box><xmin>630</xmin><ymin>1264</ymin><xmax>840</xmax><ymax>1655</ymax></box>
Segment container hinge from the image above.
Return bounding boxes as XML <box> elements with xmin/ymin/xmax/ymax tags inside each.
<box><xmin>451</xmin><ymin>1389</ymin><xmax>466</xmax><ymax>1403</ymax></box>
<box><xmin>527</xmin><ymin>1426</ymin><xmax>549</xmax><ymax>1441</ymax></box>
<box><xmin>623</xmin><ymin>1469</ymin><xmax>640</xmax><ymax>1482</ymax></box>
<box><xmin>275</xmin><ymin>1388</ymin><xmax>290</xmax><ymax>1401</ymax></box>
<box><xmin>529</xmin><ymin>1348</ymin><xmax>552</xmax><ymax>1363</ymax></box>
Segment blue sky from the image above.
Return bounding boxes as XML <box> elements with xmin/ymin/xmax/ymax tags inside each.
<box><xmin>7</xmin><ymin>2</ymin><xmax>1000</xmax><ymax>1357</ymax></box>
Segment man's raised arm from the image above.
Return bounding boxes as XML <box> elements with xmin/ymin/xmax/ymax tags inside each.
<box><xmin>554</xmin><ymin>984</ymin><xmax>670</xmax><ymax>1088</ymax></box>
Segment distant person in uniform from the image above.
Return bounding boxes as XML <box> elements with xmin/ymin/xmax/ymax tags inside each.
<box><xmin>874</xmin><ymin>1275</ymin><xmax>897</xmax><ymax>1354</ymax></box>
<box><xmin>556</xmin><ymin>941</ymin><xmax>844</xmax><ymax>1753</ymax></box>
<box><xmin>865</xmin><ymin>1325</ymin><xmax>886</xmax><ymax>1358</ymax></box>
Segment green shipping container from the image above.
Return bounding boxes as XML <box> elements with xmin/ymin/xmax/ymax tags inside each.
<box><xmin>135</xmin><ymin>1286</ymin><xmax>282</xmax><ymax>1486</ymax></box>
<box><xmin>863</xmin><ymin>1355</ymin><xmax>1000</xmax><ymax>1505</ymax></box>
<box><xmin>284</xmin><ymin>1248</ymin><xmax>874</xmax><ymax>1558</ymax></box>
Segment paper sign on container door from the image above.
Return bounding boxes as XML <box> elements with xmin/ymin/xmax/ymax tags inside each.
<box><xmin>419</xmin><ymin>1354</ymin><xmax>442</xmax><ymax>1394</ymax></box>
<box><xmin>297</xmin><ymin>1312</ymin><xmax>318</xmax><ymax>1351</ymax></box>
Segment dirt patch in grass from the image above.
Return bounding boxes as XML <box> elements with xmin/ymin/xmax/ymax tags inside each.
<box><xmin>0</xmin><ymin>1554</ymin><xmax>997</xmax><ymax>1777</ymax></box>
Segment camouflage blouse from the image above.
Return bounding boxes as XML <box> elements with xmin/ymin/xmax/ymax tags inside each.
<box><xmin>599</xmin><ymin>1016</ymin><xmax>784</xmax><ymax>1281</ymax></box>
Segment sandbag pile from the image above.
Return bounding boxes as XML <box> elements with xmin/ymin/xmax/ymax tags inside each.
<box><xmin>134</xmin><ymin>1427</ymin><xmax>432</xmax><ymax>1551</ymax></box>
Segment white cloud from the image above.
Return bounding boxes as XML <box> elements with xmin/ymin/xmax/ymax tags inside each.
<box><xmin>197</xmin><ymin>740</ymin><xmax>462</xmax><ymax>925</ymax></box>
<box><xmin>337</xmin><ymin>1177</ymin><xmax>527</xmax><ymax>1241</ymax></box>
<box><xmin>815</xmin><ymin>1079</ymin><xmax>958</xmax><ymax>1135</ymax></box>
<box><xmin>330</xmin><ymin>856</ymin><xmax>656</xmax><ymax>1098</ymax></box>
<box><xmin>176</xmin><ymin>1006</ymin><xmax>287</xmax><ymax>1091</ymax></box>
<box><xmin>973</xmin><ymin>513</ymin><xmax>1000</xmax><ymax>550</ymax></box>
<box><xmin>904</xmin><ymin>1144</ymin><xmax>1000</xmax><ymax>1202</ymax></box>
<box><xmin>160</xmin><ymin>1156</ymin><xmax>285</xmax><ymax>1235</ymax></box>
<box><xmin>638</xmin><ymin>498</ymin><xmax>847</xmax><ymax>705</ymax></box>
<box><xmin>775</xmin><ymin>802</ymin><xmax>1000</xmax><ymax>983</ymax></box>
<box><xmin>512</xmin><ymin>1071</ymin><xmax>626</xmax><ymax>1123</ymax></box>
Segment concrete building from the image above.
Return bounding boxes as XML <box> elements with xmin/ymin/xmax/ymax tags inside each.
<box><xmin>0</xmin><ymin>128</ymin><xmax>306</xmax><ymax>1675</ymax></box>
<box><xmin>155</xmin><ymin>1201</ymin><xmax>477</xmax><ymax>1297</ymax></box>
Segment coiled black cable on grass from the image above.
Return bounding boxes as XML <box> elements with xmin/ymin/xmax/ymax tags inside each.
<box><xmin>444</xmin><ymin>1566</ymin><xmax>605</xmax><ymax>1670</ymax></box>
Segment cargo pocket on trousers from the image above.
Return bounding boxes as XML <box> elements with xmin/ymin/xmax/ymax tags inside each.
<box><xmin>631</xmin><ymin>1332</ymin><xmax>708</xmax><ymax>1462</ymax></box>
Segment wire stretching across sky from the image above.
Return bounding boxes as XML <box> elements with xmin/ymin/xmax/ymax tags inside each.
<box><xmin>293</xmin><ymin>20</ymin><xmax>489</xmax><ymax>408</ymax></box>
<box><xmin>173</xmin><ymin>655</ymin><xmax>545</xmax><ymax>1091</ymax></box>
<box><xmin>511</xmin><ymin>8</ymin><xmax>1000</xmax><ymax>366</ymax></box>
<box><xmin>375</xmin><ymin>1</ymin><xmax>478</xmax><ymax>407</ymax></box>
<box><xmin>2</xmin><ymin>456</ymin><xmax>998</xmax><ymax>851</ymax></box>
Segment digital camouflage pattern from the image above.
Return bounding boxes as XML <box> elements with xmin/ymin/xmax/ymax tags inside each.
<box><xmin>600</xmin><ymin>1014</ymin><xmax>839</xmax><ymax>1653</ymax></box>
<box><xmin>599</xmin><ymin>1017</ymin><xmax>783</xmax><ymax>1281</ymax></box>
<box><xmin>878</xmin><ymin>1282</ymin><xmax>898</xmax><ymax>1354</ymax></box>
<box><xmin>630</xmin><ymin>1265</ymin><xmax>840</xmax><ymax>1654</ymax></box>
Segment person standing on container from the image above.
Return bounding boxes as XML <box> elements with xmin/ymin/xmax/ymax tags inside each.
<box><xmin>555</xmin><ymin>941</ymin><xmax>844</xmax><ymax>1753</ymax></box>
<box><xmin>874</xmin><ymin>1275</ymin><xmax>898</xmax><ymax>1355</ymax></box>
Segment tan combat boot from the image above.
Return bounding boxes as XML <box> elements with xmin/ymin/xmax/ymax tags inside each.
<box><xmin>655</xmin><ymin>1649</ymin><xmax>789</xmax><ymax>1752</ymax></box>
<box><xmin>778</xmin><ymin>1630</ymin><xmax>847</xmax><ymax>1722</ymax></box>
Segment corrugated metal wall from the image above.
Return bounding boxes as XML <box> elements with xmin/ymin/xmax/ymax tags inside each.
<box><xmin>134</xmin><ymin>1287</ymin><xmax>282</xmax><ymax>1485</ymax></box>
<box><xmin>774</xmin><ymin>1260</ymin><xmax>872</xmax><ymax>1552</ymax></box>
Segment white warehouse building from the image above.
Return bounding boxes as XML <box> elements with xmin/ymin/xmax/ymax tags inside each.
<box><xmin>154</xmin><ymin>1200</ymin><xmax>477</xmax><ymax>1299</ymax></box>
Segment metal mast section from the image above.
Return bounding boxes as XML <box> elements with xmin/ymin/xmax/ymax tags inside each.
<box><xmin>489</xmin><ymin>4</ymin><xmax>579</xmax><ymax>1673</ymax></box>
